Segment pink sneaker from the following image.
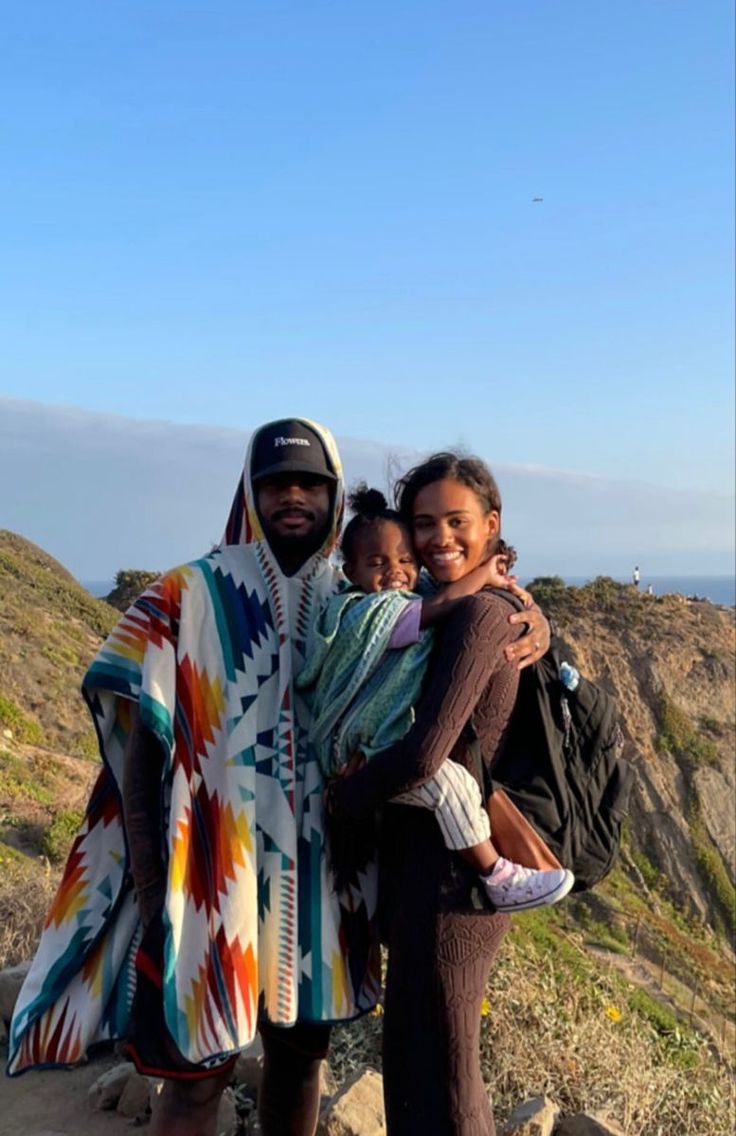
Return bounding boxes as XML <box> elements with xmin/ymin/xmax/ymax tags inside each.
<box><xmin>482</xmin><ymin>857</ymin><xmax>574</xmax><ymax>912</ymax></box>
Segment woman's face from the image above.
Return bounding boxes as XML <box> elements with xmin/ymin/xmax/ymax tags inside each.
<box><xmin>411</xmin><ymin>478</ymin><xmax>499</xmax><ymax>584</ymax></box>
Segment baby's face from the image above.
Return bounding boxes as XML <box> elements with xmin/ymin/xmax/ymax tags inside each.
<box><xmin>345</xmin><ymin>520</ymin><xmax>419</xmax><ymax>594</ymax></box>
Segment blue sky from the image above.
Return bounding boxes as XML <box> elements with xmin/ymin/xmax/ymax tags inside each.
<box><xmin>1</xmin><ymin>2</ymin><xmax>734</xmax><ymax>574</ymax></box>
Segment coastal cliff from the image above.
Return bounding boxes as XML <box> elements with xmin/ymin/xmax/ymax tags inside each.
<box><xmin>528</xmin><ymin>575</ymin><xmax>735</xmax><ymax>935</ymax></box>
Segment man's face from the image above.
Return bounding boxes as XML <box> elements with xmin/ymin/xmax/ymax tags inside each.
<box><xmin>256</xmin><ymin>472</ymin><xmax>332</xmax><ymax>568</ymax></box>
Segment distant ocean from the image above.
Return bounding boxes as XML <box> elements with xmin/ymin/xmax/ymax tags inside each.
<box><xmin>82</xmin><ymin>574</ymin><xmax>736</xmax><ymax>607</ymax></box>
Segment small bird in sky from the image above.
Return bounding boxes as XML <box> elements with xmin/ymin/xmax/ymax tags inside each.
<box><xmin>532</xmin><ymin>196</ymin><xmax>544</xmax><ymax>202</ymax></box>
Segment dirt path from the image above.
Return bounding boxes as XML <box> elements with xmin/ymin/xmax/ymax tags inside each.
<box><xmin>0</xmin><ymin>1047</ymin><xmax>140</xmax><ymax>1136</ymax></box>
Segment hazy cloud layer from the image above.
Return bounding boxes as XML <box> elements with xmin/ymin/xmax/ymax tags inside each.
<box><xmin>1</xmin><ymin>397</ymin><xmax>733</xmax><ymax>580</ymax></box>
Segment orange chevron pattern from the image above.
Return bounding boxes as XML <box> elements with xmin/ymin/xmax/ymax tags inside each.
<box><xmin>176</xmin><ymin>657</ymin><xmax>226</xmax><ymax>772</ymax></box>
<box><xmin>45</xmin><ymin>838</ymin><xmax>89</xmax><ymax>930</ymax></box>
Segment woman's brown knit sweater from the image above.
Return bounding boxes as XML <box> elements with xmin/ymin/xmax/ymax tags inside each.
<box><xmin>331</xmin><ymin>591</ymin><xmax>524</xmax><ymax>1136</ymax></box>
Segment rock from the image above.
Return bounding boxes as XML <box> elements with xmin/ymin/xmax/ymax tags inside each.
<box><xmin>501</xmin><ymin>1094</ymin><xmax>560</xmax><ymax>1135</ymax></box>
<box><xmin>116</xmin><ymin>1070</ymin><xmax>153</xmax><ymax>1120</ymax></box>
<box><xmin>87</xmin><ymin>1061</ymin><xmax>135</xmax><ymax>1110</ymax></box>
<box><xmin>0</xmin><ymin>960</ymin><xmax>31</xmax><ymax>1022</ymax></box>
<box><xmin>233</xmin><ymin>1035</ymin><xmax>265</xmax><ymax>1091</ymax></box>
<box><xmin>317</xmin><ymin>1067</ymin><xmax>385</xmax><ymax>1135</ymax></box>
<box><xmin>556</xmin><ymin>1112</ymin><xmax>626</xmax><ymax>1136</ymax></box>
<box><xmin>320</xmin><ymin>1060</ymin><xmax>339</xmax><ymax>1100</ymax></box>
<box><xmin>216</xmin><ymin>1087</ymin><xmax>239</xmax><ymax>1136</ymax></box>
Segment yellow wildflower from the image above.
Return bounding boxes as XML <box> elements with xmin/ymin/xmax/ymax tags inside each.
<box><xmin>480</xmin><ymin>997</ymin><xmax>491</xmax><ymax>1017</ymax></box>
<box><xmin>371</xmin><ymin>1003</ymin><xmax>384</xmax><ymax>1016</ymax></box>
<box><xmin>604</xmin><ymin>1004</ymin><xmax>622</xmax><ymax>1022</ymax></box>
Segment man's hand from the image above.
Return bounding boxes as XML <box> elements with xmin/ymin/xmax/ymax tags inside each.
<box><xmin>325</xmin><ymin>751</ymin><xmax>366</xmax><ymax>815</ymax></box>
<box><xmin>503</xmin><ymin>581</ymin><xmax>534</xmax><ymax>610</ymax></box>
<box><xmin>504</xmin><ymin>602</ymin><xmax>550</xmax><ymax>670</ymax></box>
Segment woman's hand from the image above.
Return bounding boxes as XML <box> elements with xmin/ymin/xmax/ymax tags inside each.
<box><xmin>504</xmin><ymin>602</ymin><xmax>550</xmax><ymax>670</ymax></box>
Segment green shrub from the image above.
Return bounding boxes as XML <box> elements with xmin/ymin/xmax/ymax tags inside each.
<box><xmin>527</xmin><ymin>575</ymin><xmax>568</xmax><ymax>611</ymax></box>
<box><xmin>626</xmin><ymin>987</ymin><xmax>682</xmax><ymax>1037</ymax></box>
<box><xmin>0</xmin><ymin>694</ymin><xmax>44</xmax><ymax>745</ymax></box>
<box><xmin>0</xmin><ymin>750</ymin><xmax>55</xmax><ymax>804</ymax></box>
<box><xmin>578</xmin><ymin>575</ymin><xmax>628</xmax><ymax>610</ymax></box>
<box><xmin>0</xmin><ymin>840</ymin><xmax>26</xmax><ymax>866</ymax></box>
<box><xmin>655</xmin><ymin>694</ymin><xmax>719</xmax><ymax>769</ymax></box>
<box><xmin>688</xmin><ymin>806</ymin><xmax>736</xmax><ymax>940</ymax></box>
<box><xmin>106</xmin><ymin>569</ymin><xmax>160</xmax><ymax>612</ymax></box>
<box><xmin>40</xmin><ymin>809</ymin><xmax>84</xmax><ymax>864</ymax></box>
<box><xmin>72</xmin><ymin>730</ymin><xmax>101</xmax><ymax>761</ymax></box>
<box><xmin>631</xmin><ymin>849</ymin><xmax>665</xmax><ymax>891</ymax></box>
<box><xmin>42</xmin><ymin>643</ymin><xmax>80</xmax><ymax>667</ymax></box>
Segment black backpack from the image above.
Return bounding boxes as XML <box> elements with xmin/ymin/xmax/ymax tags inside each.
<box><xmin>479</xmin><ymin>592</ymin><xmax>635</xmax><ymax>892</ymax></box>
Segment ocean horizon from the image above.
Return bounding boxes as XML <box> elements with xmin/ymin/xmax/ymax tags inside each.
<box><xmin>82</xmin><ymin>573</ymin><xmax>736</xmax><ymax>607</ymax></box>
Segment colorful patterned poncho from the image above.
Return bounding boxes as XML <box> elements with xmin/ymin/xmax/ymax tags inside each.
<box><xmin>297</xmin><ymin>588</ymin><xmax>435</xmax><ymax>779</ymax></box>
<box><xmin>8</xmin><ymin>420</ymin><xmax>381</xmax><ymax>1076</ymax></box>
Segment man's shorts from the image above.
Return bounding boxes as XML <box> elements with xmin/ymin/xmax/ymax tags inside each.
<box><xmin>126</xmin><ymin>911</ymin><xmax>330</xmax><ymax>1079</ymax></box>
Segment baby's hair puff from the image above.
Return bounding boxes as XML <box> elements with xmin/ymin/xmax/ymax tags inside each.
<box><xmin>341</xmin><ymin>483</ymin><xmax>407</xmax><ymax>562</ymax></box>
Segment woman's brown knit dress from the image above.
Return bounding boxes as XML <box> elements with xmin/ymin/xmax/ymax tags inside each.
<box><xmin>334</xmin><ymin>592</ymin><xmax>523</xmax><ymax>1135</ymax></box>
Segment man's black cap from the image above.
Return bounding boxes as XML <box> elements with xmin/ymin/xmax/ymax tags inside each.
<box><xmin>251</xmin><ymin>419</ymin><xmax>338</xmax><ymax>484</ymax></box>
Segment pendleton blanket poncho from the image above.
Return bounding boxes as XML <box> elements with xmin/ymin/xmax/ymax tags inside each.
<box><xmin>8</xmin><ymin>419</ymin><xmax>381</xmax><ymax>1076</ymax></box>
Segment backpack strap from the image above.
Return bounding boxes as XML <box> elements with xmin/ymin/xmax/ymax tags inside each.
<box><xmin>465</xmin><ymin>715</ymin><xmax>563</xmax><ymax>872</ymax></box>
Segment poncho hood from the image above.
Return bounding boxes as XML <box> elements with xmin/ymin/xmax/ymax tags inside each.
<box><xmin>221</xmin><ymin>417</ymin><xmax>345</xmax><ymax>563</ymax></box>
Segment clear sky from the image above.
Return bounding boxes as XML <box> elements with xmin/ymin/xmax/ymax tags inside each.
<box><xmin>1</xmin><ymin>2</ymin><xmax>734</xmax><ymax>505</ymax></box>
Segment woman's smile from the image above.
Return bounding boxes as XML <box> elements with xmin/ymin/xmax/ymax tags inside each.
<box><xmin>412</xmin><ymin>479</ymin><xmax>499</xmax><ymax>583</ymax></box>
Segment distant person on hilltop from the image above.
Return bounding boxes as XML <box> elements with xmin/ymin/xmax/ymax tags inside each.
<box><xmin>8</xmin><ymin>422</ymin><xmax>552</xmax><ymax>1136</ymax></box>
<box><xmin>633</xmin><ymin>565</ymin><xmax>641</xmax><ymax>588</ymax></box>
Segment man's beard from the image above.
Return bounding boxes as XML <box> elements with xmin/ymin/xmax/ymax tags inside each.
<box><xmin>261</xmin><ymin>516</ymin><xmax>332</xmax><ymax>569</ymax></box>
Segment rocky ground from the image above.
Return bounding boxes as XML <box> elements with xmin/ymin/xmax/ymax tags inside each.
<box><xmin>0</xmin><ymin>1038</ymin><xmax>629</xmax><ymax>1136</ymax></box>
<box><xmin>1</xmin><ymin>1051</ymin><xmax>138</xmax><ymax>1136</ymax></box>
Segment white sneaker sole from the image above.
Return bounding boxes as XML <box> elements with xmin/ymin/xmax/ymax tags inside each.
<box><xmin>487</xmin><ymin>869</ymin><xmax>575</xmax><ymax>912</ymax></box>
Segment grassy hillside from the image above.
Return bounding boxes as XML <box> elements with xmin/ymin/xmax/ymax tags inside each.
<box><xmin>0</xmin><ymin>530</ymin><xmax>117</xmax><ymax>757</ymax></box>
<box><xmin>329</xmin><ymin>909</ymin><xmax>735</xmax><ymax>1135</ymax></box>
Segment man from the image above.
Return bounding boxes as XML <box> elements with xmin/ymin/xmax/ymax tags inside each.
<box><xmin>9</xmin><ymin>418</ymin><xmax>549</xmax><ymax>1135</ymax></box>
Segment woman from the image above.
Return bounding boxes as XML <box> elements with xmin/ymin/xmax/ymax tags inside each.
<box><xmin>330</xmin><ymin>452</ymin><xmax>550</xmax><ymax>1136</ymax></box>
